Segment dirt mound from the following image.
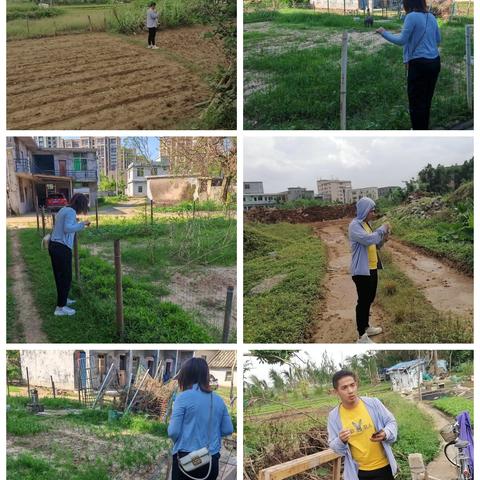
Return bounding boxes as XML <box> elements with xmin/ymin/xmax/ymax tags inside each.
<box><xmin>245</xmin><ymin>204</ymin><xmax>356</xmax><ymax>224</ymax></box>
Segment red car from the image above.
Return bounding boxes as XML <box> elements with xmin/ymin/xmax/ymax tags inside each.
<box><xmin>46</xmin><ymin>193</ymin><xmax>68</xmax><ymax>212</ymax></box>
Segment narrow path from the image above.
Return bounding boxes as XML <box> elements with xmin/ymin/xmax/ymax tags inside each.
<box><xmin>384</xmin><ymin>239</ymin><xmax>473</xmax><ymax>320</ymax></box>
<box><xmin>414</xmin><ymin>400</ymin><xmax>457</xmax><ymax>480</ymax></box>
<box><xmin>8</xmin><ymin>228</ymin><xmax>47</xmax><ymax>343</ymax></box>
<box><xmin>310</xmin><ymin>219</ymin><xmax>386</xmax><ymax>343</ymax></box>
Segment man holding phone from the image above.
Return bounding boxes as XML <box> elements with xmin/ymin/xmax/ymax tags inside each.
<box><xmin>327</xmin><ymin>370</ymin><xmax>398</xmax><ymax>480</ymax></box>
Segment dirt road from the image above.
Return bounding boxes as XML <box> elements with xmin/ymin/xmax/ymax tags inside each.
<box><xmin>8</xmin><ymin>229</ymin><xmax>47</xmax><ymax>343</ymax></box>
<box><xmin>311</xmin><ymin>219</ymin><xmax>473</xmax><ymax>343</ymax></box>
<box><xmin>311</xmin><ymin>220</ymin><xmax>386</xmax><ymax>343</ymax></box>
<box><xmin>384</xmin><ymin>239</ymin><xmax>473</xmax><ymax>319</ymax></box>
<box><xmin>414</xmin><ymin>401</ymin><xmax>457</xmax><ymax>480</ymax></box>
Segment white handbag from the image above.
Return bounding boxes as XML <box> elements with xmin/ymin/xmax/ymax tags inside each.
<box><xmin>178</xmin><ymin>394</ymin><xmax>213</xmax><ymax>480</ymax></box>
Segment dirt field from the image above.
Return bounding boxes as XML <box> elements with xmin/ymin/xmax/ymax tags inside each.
<box><xmin>7</xmin><ymin>27</ymin><xmax>225</xmax><ymax>129</ymax></box>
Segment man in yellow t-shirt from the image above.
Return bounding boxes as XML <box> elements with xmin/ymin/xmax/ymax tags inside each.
<box><xmin>328</xmin><ymin>370</ymin><xmax>398</xmax><ymax>480</ymax></box>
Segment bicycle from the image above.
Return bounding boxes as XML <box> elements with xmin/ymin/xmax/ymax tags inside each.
<box><xmin>440</xmin><ymin>421</ymin><xmax>472</xmax><ymax>480</ymax></box>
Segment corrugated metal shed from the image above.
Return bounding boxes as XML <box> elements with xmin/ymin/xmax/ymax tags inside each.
<box><xmin>209</xmin><ymin>351</ymin><xmax>236</xmax><ymax>369</ymax></box>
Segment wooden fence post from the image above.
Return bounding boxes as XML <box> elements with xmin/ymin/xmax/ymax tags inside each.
<box><xmin>340</xmin><ymin>32</ymin><xmax>349</xmax><ymax>130</ymax></box>
<box><xmin>35</xmin><ymin>196</ymin><xmax>40</xmax><ymax>232</ymax></box>
<box><xmin>41</xmin><ymin>206</ymin><xmax>46</xmax><ymax>237</ymax></box>
<box><xmin>95</xmin><ymin>197</ymin><xmax>99</xmax><ymax>229</ymax></box>
<box><xmin>144</xmin><ymin>201</ymin><xmax>147</xmax><ymax>223</ymax></box>
<box><xmin>114</xmin><ymin>239</ymin><xmax>124</xmax><ymax>340</ymax></box>
<box><xmin>150</xmin><ymin>199</ymin><xmax>154</xmax><ymax>225</ymax></box>
<box><xmin>26</xmin><ymin>367</ymin><xmax>30</xmax><ymax>397</ymax></box>
<box><xmin>88</xmin><ymin>15</ymin><xmax>93</xmax><ymax>32</ymax></box>
<box><xmin>74</xmin><ymin>234</ymin><xmax>80</xmax><ymax>282</ymax></box>
<box><xmin>222</xmin><ymin>286</ymin><xmax>234</xmax><ymax>343</ymax></box>
<box><xmin>50</xmin><ymin>376</ymin><xmax>56</xmax><ymax>399</ymax></box>
<box><xmin>332</xmin><ymin>457</ymin><xmax>341</xmax><ymax>480</ymax></box>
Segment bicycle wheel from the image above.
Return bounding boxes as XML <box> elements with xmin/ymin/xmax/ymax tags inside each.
<box><xmin>444</xmin><ymin>442</ymin><xmax>461</xmax><ymax>468</ymax></box>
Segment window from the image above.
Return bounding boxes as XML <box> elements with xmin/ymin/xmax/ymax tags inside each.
<box><xmin>151</xmin><ymin>167</ymin><xmax>158</xmax><ymax>175</ymax></box>
<box><xmin>119</xmin><ymin>355</ymin><xmax>126</xmax><ymax>371</ymax></box>
<box><xmin>137</xmin><ymin>168</ymin><xmax>144</xmax><ymax>177</ymax></box>
<box><xmin>225</xmin><ymin>370</ymin><xmax>232</xmax><ymax>381</ymax></box>
<box><xmin>73</xmin><ymin>153</ymin><xmax>88</xmax><ymax>171</ymax></box>
<box><xmin>138</xmin><ymin>186</ymin><xmax>143</xmax><ymax>193</ymax></box>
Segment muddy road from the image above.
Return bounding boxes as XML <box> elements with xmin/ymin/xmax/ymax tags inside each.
<box><xmin>311</xmin><ymin>220</ymin><xmax>386</xmax><ymax>343</ymax></box>
<box><xmin>311</xmin><ymin>219</ymin><xmax>473</xmax><ymax>343</ymax></box>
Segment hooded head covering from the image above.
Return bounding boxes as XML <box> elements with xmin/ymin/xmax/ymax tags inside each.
<box><xmin>356</xmin><ymin>197</ymin><xmax>376</xmax><ymax>221</ymax></box>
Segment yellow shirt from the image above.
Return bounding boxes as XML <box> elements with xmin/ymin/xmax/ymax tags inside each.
<box><xmin>339</xmin><ymin>400</ymin><xmax>389</xmax><ymax>471</ymax></box>
<box><xmin>362</xmin><ymin>222</ymin><xmax>378</xmax><ymax>270</ymax></box>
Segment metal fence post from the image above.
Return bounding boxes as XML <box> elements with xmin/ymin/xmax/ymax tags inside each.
<box><xmin>222</xmin><ymin>286</ymin><xmax>234</xmax><ymax>342</ymax></box>
<box><xmin>114</xmin><ymin>239</ymin><xmax>124</xmax><ymax>340</ymax></box>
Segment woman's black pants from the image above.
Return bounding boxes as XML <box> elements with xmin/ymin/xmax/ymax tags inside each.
<box><xmin>407</xmin><ymin>56</ymin><xmax>441</xmax><ymax>130</ymax></box>
<box><xmin>172</xmin><ymin>452</ymin><xmax>220</xmax><ymax>480</ymax></box>
<box><xmin>352</xmin><ymin>269</ymin><xmax>378</xmax><ymax>336</ymax></box>
<box><xmin>148</xmin><ymin>27</ymin><xmax>157</xmax><ymax>46</ymax></box>
<box><xmin>48</xmin><ymin>241</ymin><xmax>72</xmax><ymax>308</ymax></box>
<box><xmin>358</xmin><ymin>465</ymin><xmax>394</xmax><ymax>480</ymax></box>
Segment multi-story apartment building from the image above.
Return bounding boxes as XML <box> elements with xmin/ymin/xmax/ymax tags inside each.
<box><xmin>7</xmin><ymin>137</ymin><xmax>98</xmax><ymax>215</ymax></box>
<box><xmin>34</xmin><ymin>136</ymin><xmax>62</xmax><ymax>149</ymax></box>
<box><xmin>316</xmin><ymin>179</ymin><xmax>353</xmax><ymax>203</ymax></box>
<box><xmin>351</xmin><ymin>186</ymin><xmax>379</xmax><ymax>202</ymax></box>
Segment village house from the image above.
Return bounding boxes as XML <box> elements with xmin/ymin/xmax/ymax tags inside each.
<box><xmin>126</xmin><ymin>159</ymin><xmax>170</xmax><ymax>197</ymax></box>
<box><xmin>19</xmin><ymin>350</ymin><xmax>237</xmax><ymax>391</ymax></box>
<box><xmin>243</xmin><ymin>181</ymin><xmax>313</xmax><ymax>210</ymax></box>
<box><xmin>387</xmin><ymin>359</ymin><xmax>426</xmax><ymax>393</ymax></box>
<box><xmin>7</xmin><ymin>137</ymin><xmax>98</xmax><ymax>215</ymax></box>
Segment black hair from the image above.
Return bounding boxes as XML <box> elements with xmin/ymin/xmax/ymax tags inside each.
<box><xmin>69</xmin><ymin>193</ymin><xmax>89</xmax><ymax>215</ymax></box>
<box><xmin>403</xmin><ymin>0</ymin><xmax>428</xmax><ymax>13</ymax></box>
<box><xmin>149</xmin><ymin>2</ymin><xmax>156</xmax><ymax>6</ymax></box>
<box><xmin>177</xmin><ymin>357</ymin><xmax>212</xmax><ymax>393</ymax></box>
<box><xmin>332</xmin><ymin>370</ymin><xmax>358</xmax><ymax>389</ymax></box>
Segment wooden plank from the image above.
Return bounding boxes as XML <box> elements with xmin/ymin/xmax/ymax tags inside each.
<box><xmin>332</xmin><ymin>457</ymin><xmax>341</xmax><ymax>480</ymax></box>
<box><xmin>259</xmin><ymin>449</ymin><xmax>341</xmax><ymax>480</ymax></box>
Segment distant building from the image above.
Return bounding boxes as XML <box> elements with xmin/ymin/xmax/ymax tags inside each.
<box><xmin>281</xmin><ymin>187</ymin><xmax>315</xmax><ymax>201</ymax></box>
<box><xmin>317</xmin><ymin>180</ymin><xmax>352</xmax><ymax>204</ymax></box>
<box><xmin>126</xmin><ymin>161</ymin><xmax>170</xmax><ymax>197</ymax></box>
<box><xmin>310</xmin><ymin>0</ymin><xmax>398</xmax><ymax>10</ymax></box>
<box><xmin>244</xmin><ymin>182</ymin><xmax>264</xmax><ymax>195</ymax></box>
<box><xmin>378</xmin><ymin>186</ymin><xmax>400</xmax><ymax>198</ymax></box>
<box><xmin>352</xmin><ymin>186</ymin><xmax>379</xmax><ymax>202</ymax></box>
<box><xmin>387</xmin><ymin>359</ymin><xmax>426</xmax><ymax>393</ymax></box>
<box><xmin>34</xmin><ymin>136</ymin><xmax>61</xmax><ymax>149</ymax></box>
<box><xmin>243</xmin><ymin>182</ymin><xmax>314</xmax><ymax>210</ymax></box>
<box><xmin>7</xmin><ymin>137</ymin><xmax>98</xmax><ymax>215</ymax></box>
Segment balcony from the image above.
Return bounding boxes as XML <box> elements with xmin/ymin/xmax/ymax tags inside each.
<box><xmin>14</xmin><ymin>160</ymin><xmax>97</xmax><ymax>182</ymax></box>
<box><xmin>15</xmin><ymin>158</ymin><xmax>32</xmax><ymax>174</ymax></box>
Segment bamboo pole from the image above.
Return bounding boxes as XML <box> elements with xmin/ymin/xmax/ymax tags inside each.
<box><xmin>114</xmin><ymin>239</ymin><xmax>124</xmax><ymax>340</ymax></box>
<box><xmin>340</xmin><ymin>32</ymin><xmax>349</xmax><ymax>130</ymax></box>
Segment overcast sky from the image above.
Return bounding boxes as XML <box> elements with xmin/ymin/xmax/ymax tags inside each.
<box><xmin>244</xmin><ymin>136</ymin><xmax>473</xmax><ymax>192</ymax></box>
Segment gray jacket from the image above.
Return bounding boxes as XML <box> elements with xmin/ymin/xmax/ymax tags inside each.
<box><xmin>146</xmin><ymin>8</ymin><xmax>158</xmax><ymax>28</ymax></box>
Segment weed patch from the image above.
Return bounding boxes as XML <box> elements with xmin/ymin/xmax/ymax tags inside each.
<box><xmin>432</xmin><ymin>396</ymin><xmax>474</xmax><ymax>425</ymax></box>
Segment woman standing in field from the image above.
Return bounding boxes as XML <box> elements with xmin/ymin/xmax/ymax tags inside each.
<box><xmin>146</xmin><ymin>2</ymin><xmax>159</xmax><ymax>49</ymax></box>
<box><xmin>168</xmin><ymin>358</ymin><xmax>234</xmax><ymax>480</ymax></box>
<box><xmin>348</xmin><ymin>197</ymin><xmax>390</xmax><ymax>344</ymax></box>
<box><xmin>49</xmin><ymin>193</ymin><xmax>90</xmax><ymax>316</ymax></box>
<box><xmin>376</xmin><ymin>0</ymin><xmax>441</xmax><ymax>129</ymax></box>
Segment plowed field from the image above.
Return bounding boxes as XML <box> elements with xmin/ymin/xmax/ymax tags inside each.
<box><xmin>7</xmin><ymin>27</ymin><xmax>225</xmax><ymax>129</ymax></box>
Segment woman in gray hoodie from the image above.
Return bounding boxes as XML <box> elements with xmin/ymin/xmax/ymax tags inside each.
<box><xmin>147</xmin><ymin>2</ymin><xmax>159</xmax><ymax>49</ymax></box>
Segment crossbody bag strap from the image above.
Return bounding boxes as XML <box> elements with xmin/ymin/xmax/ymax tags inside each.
<box><xmin>411</xmin><ymin>12</ymin><xmax>429</xmax><ymax>59</ymax></box>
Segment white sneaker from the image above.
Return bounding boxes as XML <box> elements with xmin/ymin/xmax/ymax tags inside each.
<box><xmin>54</xmin><ymin>306</ymin><xmax>76</xmax><ymax>316</ymax></box>
<box><xmin>151</xmin><ymin>45</ymin><xmax>159</xmax><ymax>49</ymax></box>
<box><xmin>365</xmin><ymin>325</ymin><xmax>383</xmax><ymax>336</ymax></box>
<box><xmin>67</xmin><ymin>298</ymin><xmax>76</xmax><ymax>306</ymax></box>
<box><xmin>357</xmin><ymin>333</ymin><xmax>374</xmax><ymax>344</ymax></box>
<box><xmin>147</xmin><ymin>45</ymin><xmax>152</xmax><ymax>48</ymax></box>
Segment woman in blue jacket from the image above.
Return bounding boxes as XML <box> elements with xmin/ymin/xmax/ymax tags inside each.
<box><xmin>49</xmin><ymin>193</ymin><xmax>90</xmax><ymax>317</ymax></box>
<box><xmin>376</xmin><ymin>0</ymin><xmax>441</xmax><ymax>129</ymax></box>
<box><xmin>348</xmin><ymin>197</ymin><xmax>390</xmax><ymax>343</ymax></box>
<box><xmin>168</xmin><ymin>358</ymin><xmax>234</xmax><ymax>480</ymax></box>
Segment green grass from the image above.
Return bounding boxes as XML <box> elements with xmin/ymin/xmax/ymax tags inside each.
<box><xmin>244</xmin><ymin>222</ymin><xmax>327</xmax><ymax>343</ymax></box>
<box><xmin>7</xmin><ymin>396</ymin><xmax>170</xmax><ymax>479</ymax></box>
<box><xmin>245</xmin><ymin>387</ymin><xmax>440</xmax><ymax>480</ymax></box>
<box><xmin>244</xmin><ymin>10</ymin><xmax>472</xmax><ymax>129</ymax></box>
<box><xmin>376</xmin><ymin>250</ymin><xmax>472</xmax><ymax>343</ymax></box>
<box><xmin>153</xmin><ymin>199</ymin><xmax>230</xmax><ymax>213</ymax></box>
<box><xmin>432</xmin><ymin>396</ymin><xmax>474</xmax><ymax>425</ymax></box>
<box><xmin>16</xmin><ymin>228</ymin><xmax>213</xmax><ymax>343</ymax></box>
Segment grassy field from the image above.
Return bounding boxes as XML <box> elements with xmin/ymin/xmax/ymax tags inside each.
<box><xmin>7</xmin><ymin>235</ymin><xmax>24</xmax><ymax>343</ymax></box>
<box><xmin>375</xmin><ymin>250</ymin><xmax>473</xmax><ymax>343</ymax></box>
<box><xmin>245</xmin><ymin>385</ymin><xmax>440</xmax><ymax>480</ymax></box>
<box><xmin>432</xmin><ymin>396</ymin><xmax>474</xmax><ymax>425</ymax></box>
<box><xmin>243</xmin><ymin>222</ymin><xmax>327</xmax><ymax>343</ymax></box>
<box><xmin>11</xmin><ymin>214</ymin><xmax>236</xmax><ymax>343</ymax></box>
<box><xmin>6</xmin><ymin>0</ymin><xmax>205</xmax><ymax>39</ymax></box>
<box><xmin>244</xmin><ymin>10</ymin><xmax>473</xmax><ymax>129</ymax></box>
<box><xmin>7</xmin><ymin>395</ymin><xmax>170</xmax><ymax>479</ymax></box>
